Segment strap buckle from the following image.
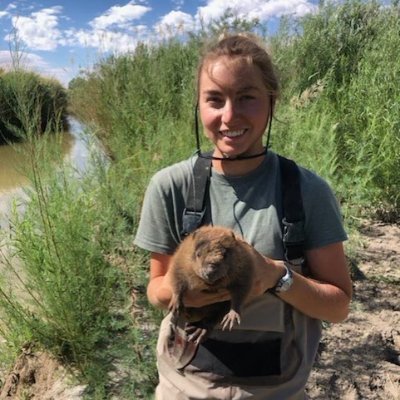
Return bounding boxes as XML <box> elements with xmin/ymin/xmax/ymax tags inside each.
<box><xmin>282</xmin><ymin>218</ymin><xmax>305</xmax><ymax>263</ymax></box>
<box><xmin>181</xmin><ymin>208</ymin><xmax>206</xmax><ymax>237</ymax></box>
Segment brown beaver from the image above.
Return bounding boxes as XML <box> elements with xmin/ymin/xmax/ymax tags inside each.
<box><xmin>168</xmin><ymin>225</ymin><xmax>261</xmax><ymax>344</ymax></box>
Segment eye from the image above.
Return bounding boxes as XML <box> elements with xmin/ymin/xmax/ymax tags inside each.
<box><xmin>195</xmin><ymin>250</ymin><xmax>201</xmax><ymax>258</ymax></box>
<box><xmin>194</xmin><ymin>239</ymin><xmax>207</xmax><ymax>258</ymax></box>
<box><xmin>239</xmin><ymin>94</ymin><xmax>255</xmax><ymax>102</ymax></box>
<box><xmin>205</xmin><ymin>96</ymin><xmax>224</xmax><ymax>108</ymax></box>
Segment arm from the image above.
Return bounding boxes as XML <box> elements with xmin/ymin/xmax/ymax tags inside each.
<box><xmin>256</xmin><ymin>242</ymin><xmax>352</xmax><ymax>323</ymax></box>
<box><xmin>146</xmin><ymin>253</ymin><xmax>173</xmax><ymax>309</ymax></box>
<box><xmin>147</xmin><ymin>252</ymin><xmax>231</xmax><ymax>310</ymax></box>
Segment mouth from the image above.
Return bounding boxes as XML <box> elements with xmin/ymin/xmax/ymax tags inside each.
<box><xmin>220</xmin><ymin>129</ymin><xmax>247</xmax><ymax>138</ymax></box>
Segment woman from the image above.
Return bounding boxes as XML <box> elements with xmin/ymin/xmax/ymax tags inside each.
<box><xmin>134</xmin><ymin>33</ymin><xmax>352</xmax><ymax>399</ymax></box>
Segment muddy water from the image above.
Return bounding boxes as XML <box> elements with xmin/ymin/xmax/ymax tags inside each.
<box><xmin>0</xmin><ymin>118</ymin><xmax>92</xmax><ymax>228</ymax></box>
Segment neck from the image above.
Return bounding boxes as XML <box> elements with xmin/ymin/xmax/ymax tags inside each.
<box><xmin>211</xmin><ymin>151</ymin><xmax>267</xmax><ymax>176</ymax></box>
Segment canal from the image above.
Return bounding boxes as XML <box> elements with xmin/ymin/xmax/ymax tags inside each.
<box><xmin>0</xmin><ymin>118</ymin><xmax>92</xmax><ymax>229</ymax></box>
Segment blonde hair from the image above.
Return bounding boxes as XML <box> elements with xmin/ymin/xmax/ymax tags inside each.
<box><xmin>197</xmin><ymin>33</ymin><xmax>279</xmax><ymax>99</ymax></box>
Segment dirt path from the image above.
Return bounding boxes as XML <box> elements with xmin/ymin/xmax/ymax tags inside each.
<box><xmin>307</xmin><ymin>222</ymin><xmax>400</xmax><ymax>399</ymax></box>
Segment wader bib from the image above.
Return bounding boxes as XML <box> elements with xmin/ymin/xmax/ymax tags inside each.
<box><xmin>155</xmin><ymin>154</ymin><xmax>321</xmax><ymax>399</ymax></box>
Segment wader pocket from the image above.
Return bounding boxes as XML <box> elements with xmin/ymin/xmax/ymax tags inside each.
<box><xmin>192</xmin><ymin>337</ymin><xmax>282</xmax><ymax>377</ymax></box>
<box><xmin>157</xmin><ymin>313</ymin><xmax>200</xmax><ymax>370</ymax></box>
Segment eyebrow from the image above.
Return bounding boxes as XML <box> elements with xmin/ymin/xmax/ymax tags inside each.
<box><xmin>202</xmin><ymin>86</ymin><xmax>260</xmax><ymax>96</ymax></box>
<box><xmin>237</xmin><ymin>85</ymin><xmax>260</xmax><ymax>93</ymax></box>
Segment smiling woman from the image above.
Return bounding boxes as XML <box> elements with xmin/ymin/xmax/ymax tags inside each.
<box><xmin>134</xmin><ymin>32</ymin><xmax>352</xmax><ymax>400</ymax></box>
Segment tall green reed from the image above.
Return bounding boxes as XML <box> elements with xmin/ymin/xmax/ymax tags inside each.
<box><xmin>0</xmin><ymin>81</ymin><xmax>159</xmax><ymax>396</ymax></box>
<box><xmin>271</xmin><ymin>0</ymin><xmax>400</xmax><ymax>220</ymax></box>
<box><xmin>0</xmin><ymin>69</ymin><xmax>68</xmax><ymax>144</ymax></box>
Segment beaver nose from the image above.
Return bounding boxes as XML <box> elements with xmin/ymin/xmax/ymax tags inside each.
<box><xmin>201</xmin><ymin>264</ymin><xmax>221</xmax><ymax>283</ymax></box>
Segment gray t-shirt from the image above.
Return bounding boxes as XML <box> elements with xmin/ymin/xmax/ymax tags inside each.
<box><xmin>134</xmin><ymin>151</ymin><xmax>347</xmax><ymax>257</ymax></box>
<box><xmin>134</xmin><ymin>151</ymin><xmax>348</xmax><ymax>397</ymax></box>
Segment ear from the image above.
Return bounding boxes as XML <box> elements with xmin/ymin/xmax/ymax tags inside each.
<box><xmin>220</xmin><ymin>232</ymin><xmax>236</xmax><ymax>248</ymax></box>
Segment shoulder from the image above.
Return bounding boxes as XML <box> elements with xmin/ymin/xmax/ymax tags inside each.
<box><xmin>149</xmin><ymin>155</ymin><xmax>198</xmax><ymax>192</ymax></box>
<box><xmin>288</xmin><ymin>162</ymin><xmax>347</xmax><ymax>248</ymax></box>
<box><xmin>274</xmin><ymin>154</ymin><xmax>335</xmax><ymax>198</ymax></box>
<box><xmin>298</xmin><ymin>165</ymin><xmax>333</xmax><ymax>192</ymax></box>
<box><xmin>296</xmin><ymin>165</ymin><xmax>338</xmax><ymax>205</ymax></box>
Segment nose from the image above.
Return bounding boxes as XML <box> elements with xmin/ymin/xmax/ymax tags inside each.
<box><xmin>221</xmin><ymin>100</ymin><xmax>237</xmax><ymax>125</ymax></box>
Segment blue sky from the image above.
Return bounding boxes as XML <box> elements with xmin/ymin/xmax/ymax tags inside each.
<box><xmin>0</xmin><ymin>0</ymin><xmax>318</xmax><ymax>86</ymax></box>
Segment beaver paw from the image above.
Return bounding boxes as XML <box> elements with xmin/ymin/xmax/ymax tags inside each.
<box><xmin>185</xmin><ymin>324</ymin><xmax>209</xmax><ymax>344</ymax></box>
<box><xmin>221</xmin><ymin>310</ymin><xmax>241</xmax><ymax>330</ymax></box>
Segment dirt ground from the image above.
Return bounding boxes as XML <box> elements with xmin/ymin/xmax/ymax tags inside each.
<box><xmin>306</xmin><ymin>221</ymin><xmax>400</xmax><ymax>400</ymax></box>
<box><xmin>0</xmin><ymin>221</ymin><xmax>399</xmax><ymax>399</ymax></box>
<box><xmin>0</xmin><ymin>349</ymin><xmax>86</xmax><ymax>400</ymax></box>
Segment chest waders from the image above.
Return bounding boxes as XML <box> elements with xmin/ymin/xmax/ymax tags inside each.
<box><xmin>165</xmin><ymin>152</ymin><xmax>307</xmax><ymax>387</ymax></box>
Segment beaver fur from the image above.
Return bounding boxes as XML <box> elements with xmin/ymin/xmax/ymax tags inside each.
<box><xmin>168</xmin><ymin>225</ymin><xmax>261</xmax><ymax>343</ymax></box>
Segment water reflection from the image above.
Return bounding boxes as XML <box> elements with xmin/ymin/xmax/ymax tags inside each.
<box><xmin>0</xmin><ymin>118</ymin><xmax>92</xmax><ymax>227</ymax></box>
<box><xmin>0</xmin><ymin>132</ymin><xmax>76</xmax><ymax>193</ymax></box>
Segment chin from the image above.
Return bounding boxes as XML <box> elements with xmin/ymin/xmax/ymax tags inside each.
<box><xmin>217</xmin><ymin>150</ymin><xmax>241</xmax><ymax>159</ymax></box>
<box><xmin>218</xmin><ymin>147</ymin><xmax>253</xmax><ymax>159</ymax></box>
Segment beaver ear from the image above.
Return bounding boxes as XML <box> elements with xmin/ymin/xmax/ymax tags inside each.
<box><xmin>221</xmin><ymin>232</ymin><xmax>236</xmax><ymax>248</ymax></box>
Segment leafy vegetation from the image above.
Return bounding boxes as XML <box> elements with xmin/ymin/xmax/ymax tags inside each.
<box><xmin>271</xmin><ymin>0</ymin><xmax>400</xmax><ymax>220</ymax></box>
<box><xmin>0</xmin><ymin>70</ymin><xmax>68</xmax><ymax>144</ymax></box>
<box><xmin>0</xmin><ymin>0</ymin><xmax>399</xmax><ymax>398</ymax></box>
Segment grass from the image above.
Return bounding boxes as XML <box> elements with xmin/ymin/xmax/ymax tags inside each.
<box><xmin>0</xmin><ymin>120</ymin><xmax>159</xmax><ymax>397</ymax></box>
<box><xmin>1</xmin><ymin>1</ymin><xmax>400</xmax><ymax>398</ymax></box>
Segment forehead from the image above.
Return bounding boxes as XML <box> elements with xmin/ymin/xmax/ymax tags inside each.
<box><xmin>200</xmin><ymin>56</ymin><xmax>265</xmax><ymax>92</ymax></box>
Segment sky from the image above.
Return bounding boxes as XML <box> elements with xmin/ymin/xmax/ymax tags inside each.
<box><xmin>0</xmin><ymin>0</ymin><xmax>319</xmax><ymax>86</ymax></box>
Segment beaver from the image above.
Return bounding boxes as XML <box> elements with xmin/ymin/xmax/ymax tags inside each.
<box><xmin>168</xmin><ymin>225</ymin><xmax>262</xmax><ymax>344</ymax></box>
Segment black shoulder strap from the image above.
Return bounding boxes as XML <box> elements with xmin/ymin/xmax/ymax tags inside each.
<box><xmin>278</xmin><ymin>155</ymin><xmax>305</xmax><ymax>263</ymax></box>
<box><xmin>181</xmin><ymin>154</ymin><xmax>212</xmax><ymax>236</ymax></box>
<box><xmin>181</xmin><ymin>153</ymin><xmax>306</xmax><ymax>263</ymax></box>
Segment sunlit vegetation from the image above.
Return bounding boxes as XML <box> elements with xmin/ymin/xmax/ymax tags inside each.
<box><xmin>0</xmin><ymin>70</ymin><xmax>68</xmax><ymax>144</ymax></box>
<box><xmin>0</xmin><ymin>1</ymin><xmax>398</xmax><ymax>398</ymax></box>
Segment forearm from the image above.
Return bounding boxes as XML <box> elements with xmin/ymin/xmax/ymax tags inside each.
<box><xmin>275</xmin><ymin>265</ymin><xmax>351</xmax><ymax>323</ymax></box>
<box><xmin>147</xmin><ymin>276</ymin><xmax>172</xmax><ymax>310</ymax></box>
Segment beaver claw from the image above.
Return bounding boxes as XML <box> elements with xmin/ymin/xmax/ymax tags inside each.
<box><xmin>221</xmin><ymin>310</ymin><xmax>241</xmax><ymax>330</ymax></box>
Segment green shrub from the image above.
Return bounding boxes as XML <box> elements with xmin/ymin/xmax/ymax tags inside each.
<box><xmin>0</xmin><ymin>135</ymin><xmax>159</xmax><ymax>396</ymax></box>
<box><xmin>0</xmin><ymin>70</ymin><xmax>68</xmax><ymax>144</ymax></box>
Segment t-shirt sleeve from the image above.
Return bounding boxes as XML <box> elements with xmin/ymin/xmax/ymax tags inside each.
<box><xmin>301</xmin><ymin>169</ymin><xmax>348</xmax><ymax>250</ymax></box>
<box><xmin>133</xmin><ymin>163</ymin><xmax>190</xmax><ymax>254</ymax></box>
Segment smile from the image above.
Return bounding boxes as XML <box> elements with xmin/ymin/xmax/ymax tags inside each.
<box><xmin>220</xmin><ymin>129</ymin><xmax>246</xmax><ymax>138</ymax></box>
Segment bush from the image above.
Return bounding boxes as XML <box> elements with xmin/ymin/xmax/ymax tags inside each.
<box><xmin>272</xmin><ymin>0</ymin><xmax>400</xmax><ymax>219</ymax></box>
<box><xmin>0</xmin><ymin>70</ymin><xmax>68</xmax><ymax>144</ymax></box>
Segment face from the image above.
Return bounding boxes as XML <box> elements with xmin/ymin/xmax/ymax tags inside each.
<box><xmin>198</xmin><ymin>56</ymin><xmax>271</xmax><ymax>159</ymax></box>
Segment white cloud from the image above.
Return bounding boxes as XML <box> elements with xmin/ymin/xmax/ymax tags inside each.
<box><xmin>0</xmin><ymin>0</ymin><xmax>318</xmax><ymax>85</ymax></box>
<box><xmin>70</xmin><ymin>29</ymin><xmax>140</xmax><ymax>54</ymax></box>
<box><xmin>0</xmin><ymin>50</ymin><xmax>72</xmax><ymax>86</ymax></box>
<box><xmin>196</xmin><ymin>0</ymin><xmax>317</xmax><ymax>25</ymax></box>
<box><xmin>155</xmin><ymin>11</ymin><xmax>195</xmax><ymax>36</ymax></box>
<box><xmin>172</xmin><ymin>0</ymin><xmax>185</xmax><ymax>8</ymax></box>
<box><xmin>247</xmin><ymin>0</ymin><xmax>317</xmax><ymax>20</ymax></box>
<box><xmin>9</xmin><ymin>7</ymin><xmax>63</xmax><ymax>51</ymax></box>
<box><xmin>90</xmin><ymin>2</ymin><xmax>151</xmax><ymax>30</ymax></box>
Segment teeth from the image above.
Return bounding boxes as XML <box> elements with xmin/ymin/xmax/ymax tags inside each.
<box><xmin>221</xmin><ymin>130</ymin><xmax>245</xmax><ymax>138</ymax></box>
